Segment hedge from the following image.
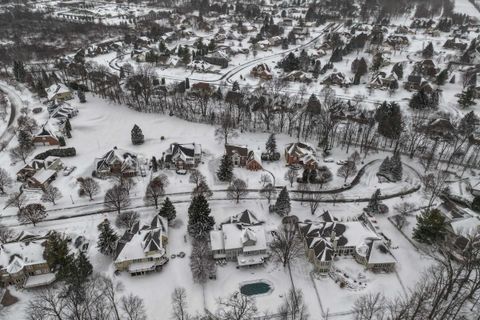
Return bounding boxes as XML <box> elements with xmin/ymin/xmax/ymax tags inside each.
<box><xmin>34</xmin><ymin>147</ymin><xmax>77</xmax><ymax>160</ymax></box>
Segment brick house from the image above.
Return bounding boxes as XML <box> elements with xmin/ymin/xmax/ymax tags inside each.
<box><xmin>225</xmin><ymin>144</ymin><xmax>249</xmax><ymax>167</ymax></box>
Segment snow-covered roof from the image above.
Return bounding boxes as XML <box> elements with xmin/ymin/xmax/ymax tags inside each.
<box><xmin>23</xmin><ymin>273</ymin><xmax>56</xmax><ymax>288</ymax></box>
<box><xmin>451</xmin><ymin>217</ymin><xmax>480</xmax><ymax>237</ymax></box>
<box><xmin>0</xmin><ymin>240</ymin><xmax>47</xmax><ymax>275</ymax></box>
<box><xmin>212</xmin><ymin>224</ymin><xmax>267</xmax><ymax>253</ymax></box>
<box><xmin>115</xmin><ymin>215</ymin><xmax>167</xmax><ymax>264</ymax></box>
<box><xmin>46</xmin><ymin>83</ymin><xmax>71</xmax><ymax>101</ymax></box>
<box><xmin>30</xmin><ymin>169</ymin><xmax>56</xmax><ymax>184</ymax></box>
<box><xmin>367</xmin><ymin>241</ymin><xmax>396</xmax><ymax>265</ymax></box>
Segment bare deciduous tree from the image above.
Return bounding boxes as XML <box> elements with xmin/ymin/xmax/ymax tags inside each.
<box><xmin>226</xmin><ymin>178</ymin><xmax>248</xmax><ymax>204</ymax></box>
<box><xmin>215</xmin><ymin>111</ymin><xmax>238</xmax><ymax>145</ymax></box>
<box><xmin>216</xmin><ymin>291</ymin><xmax>257</xmax><ymax>320</ymax></box>
<box><xmin>115</xmin><ymin>211</ymin><xmax>139</xmax><ymax>229</ymax></box>
<box><xmin>171</xmin><ymin>287</ymin><xmax>190</xmax><ymax>320</ymax></box>
<box><xmin>0</xmin><ymin>224</ymin><xmax>15</xmax><ymax>244</ymax></box>
<box><xmin>259</xmin><ymin>183</ymin><xmax>277</xmax><ymax>204</ymax></box>
<box><xmin>284</xmin><ymin>168</ymin><xmax>299</xmax><ymax>187</ymax></box>
<box><xmin>278</xmin><ymin>288</ymin><xmax>309</xmax><ymax>320</ymax></box>
<box><xmin>9</xmin><ymin>144</ymin><xmax>33</xmax><ymax>164</ymax></box>
<box><xmin>41</xmin><ymin>186</ymin><xmax>62</xmax><ymax>205</ymax></box>
<box><xmin>77</xmin><ymin>177</ymin><xmax>100</xmax><ymax>200</ymax></box>
<box><xmin>18</xmin><ymin>203</ymin><xmax>47</xmax><ymax>226</ymax></box>
<box><xmin>144</xmin><ymin>174</ymin><xmax>168</xmax><ymax>209</ymax></box>
<box><xmin>270</xmin><ymin>222</ymin><xmax>304</xmax><ymax>268</ymax></box>
<box><xmin>5</xmin><ymin>192</ymin><xmax>26</xmax><ymax>210</ymax></box>
<box><xmin>0</xmin><ymin>168</ymin><xmax>12</xmax><ymax>194</ymax></box>
<box><xmin>104</xmin><ymin>184</ymin><xmax>131</xmax><ymax>214</ymax></box>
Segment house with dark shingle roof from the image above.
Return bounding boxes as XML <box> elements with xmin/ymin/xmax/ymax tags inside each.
<box><xmin>162</xmin><ymin>143</ymin><xmax>202</xmax><ymax>170</ymax></box>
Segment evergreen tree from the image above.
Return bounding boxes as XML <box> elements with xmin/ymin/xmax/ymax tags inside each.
<box><xmin>78</xmin><ymin>90</ymin><xmax>86</xmax><ymax>103</ymax></box>
<box><xmin>63</xmin><ymin>251</ymin><xmax>93</xmax><ymax>290</ymax></box>
<box><xmin>472</xmin><ymin>196</ymin><xmax>480</xmax><ymax>212</ymax></box>
<box><xmin>44</xmin><ymin>232</ymin><xmax>70</xmax><ymax>273</ymax></box>
<box><xmin>185</xmin><ymin>77</ymin><xmax>190</xmax><ymax>89</ymax></box>
<box><xmin>217</xmin><ymin>154</ymin><xmax>234</xmax><ymax>182</ymax></box>
<box><xmin>329</xmin><ymin>47</ymin><xmax>343</xmax><ymax>63</ymax></box>
<box><xmin>274</xmin><ymin>187</ymin><xmax>291</xmax><ymax>216</ymax></box>
<box><xmin>187</xmin><ymin>195</ymin><xmax>215</xmax><ymax>239</ymax></box>
<box><xmin>266</xmin><ymin>133</ymin><xmax>277</xmax><ymax>156</ymax></box>
<box><xmin>412</xmin><ymin>208</ymin><xmax>446</xmax><ymax>244</ymax></box>
<box><xmin>281</xmin><ymin>52</ymin><xmax>300</xmax><ymax>72</ymax></box>
<box><xmin>151</xmin><ymin>156</ymin><xmax>158</xmax><ymax>172</ymax></box>
<box><xmin>232</xmin><ymin>81</ymin><xmax>240</xmax><ymax>92</ymax></box>
<box><xmin>458</xmin><ymin>86</ymin><xmax>476</xmax><ymax>108</ymax></box>
<box><xmin>159</xmin><ymin>197</ymin><xmax>176</xmax><ymax>222</ymax></box>
<box><xmin>422</xmin><ymin>42</ymin><xmax>434</xmax><ymax>59</ymax></box>
<box><xmin>97</xmin><ymin>219</ymin><xmax>118</xmax><ymax>257</ymax></box>
<box><xmin>436</xmin><ymin>69</ymin><xmax>448</xmax><ymax>85</ymax></box>
<box><xmin>364</xmin><ymin>189</ymin><xmax>388</xmax><ymax>214</ymax></box>
<box><xmin>391</xmin><ymin>62</ymin><xmax>403</xmax><ymax>79</ymax></box>
<box><xmin>458</xmin><ymin>111</ymin><xmax>478</xmax><ymax>136</ymax></box>
<box><xmin>375</xmin><ymin>102</ymin><xmax>403</xmax><ymax>141</ymax></box>
<box><xmin>131</xmin><ymin>124</ymin><xmax>144</xmax><ymax>145</ymax></box>
<box><xmin>391</xmin><ymin>152</ymin><xmax>403</xmax><ymax>181</ymax></box>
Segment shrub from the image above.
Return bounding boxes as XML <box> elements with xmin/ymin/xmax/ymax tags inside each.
<box><xmin>34</xmin><ymin>147</ymin><xmax>76</xmax><ymax>160</ymax></box>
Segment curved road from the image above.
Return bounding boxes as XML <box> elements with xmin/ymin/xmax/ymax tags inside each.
<box><xmin>0</xmin><ymin>160</ymin><xmax>421</xmax><ymax>227</ymax></box>
<box><xmin>109</xmin><ymin>23</ymin><xmax>341</xmax><ymax>86</ymax></box>
<box><xmin>0</xmin><ymin>81</ymin><xmax>21</xmax><ymax>142</ymax></box>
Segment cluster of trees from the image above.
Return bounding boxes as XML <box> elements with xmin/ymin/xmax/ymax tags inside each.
<box><xmin>377</xmin><ymin>153</ymin><xmax>403</xmax><ymax>182</ymax></box>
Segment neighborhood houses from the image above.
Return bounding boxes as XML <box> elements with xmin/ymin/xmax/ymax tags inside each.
<box><xmin>0</xmin><ymin>0</ymin><xmax>480</xmax><ymax>319</ymax></box>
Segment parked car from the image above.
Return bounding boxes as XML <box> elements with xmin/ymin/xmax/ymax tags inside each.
<box><xmin>343</xmin><ymin>183</ymin><xmax>351</xmax><ymax>188</ymax></box>
<box><xmin>176</xmin><ymin>169</ymin><xmax>187</xmax><ymax>175</ymax></box>
<box><xmin>323</xmin><ymin>158</ymin><xmax>334</xmax><ymax>163</ymax></box>
<box><xmin>63</xmin><ymin>166</ymin><xmax>76</xmax><ymax>176</ymax></box>
<box><xmin>336</xmin><ymin>160</ymin><xmax>347</xmax><ymax>165</ymax></box>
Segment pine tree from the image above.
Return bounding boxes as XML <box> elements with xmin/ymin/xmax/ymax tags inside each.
<box><xmin>217</xmin><ymin>154</ymin><xmax>234</xmax><ymax>182</ymax></box>
<box><xmin>422</xmin><ymin>42</ymin><xmax>434</xmax><ymax>59</ymax></box>
<box><xmin>412</xmin><ymin>209</ymin><xmax>446</xmax><ymax>244</ymax></box>
<box><xmin>266</xmin><ymin>133</ymin><xmax>277</xmax><ymax>156</ymax></box>
<box><xmin>151</xmin><ymin>156</ymin><xmax>158</xmax><ymax>172</ymax></box>
<box><xmin>458</xmin><ymin>86</ymin><xmax>476</xmax><ymax>108</ymax></box>
<box><xmin>131</xmin><ymin>124</ymin><xmax>144</xmax><ymax>145</ymax></box>
<box><xmin>187</xmin><ymin>195</ymin><xmax>215</xmax><ymax>239</ymax></box>
<box><xmin>391</xmin><ymin>152</ymin><xmax>403</xmax><ymax>181</ymax></box>
<box><xmin>97</xmin><ymin>219</ymin><xmax>118</xmax><ymax>257</ymax></box>
<box><xmin>274</xmin><ymin>187</ymin><xmax>291</xmax><ymax>216</ymax></box>
<box><xmin>436</xmin><ymin>69</ymin><xmax>448</xmax><ymax>86</ymax></box>
<box><xmin>159</xmin><ymin>197</ymin><xmax>176</xmax><ymax>222</ymax></box>
<box><xmin>45</xmin><ymin>232</ymin><xmax>70</xmax><ymax>272</ymax></box>
<box><xmin>364</xmin><ymin>189</ymin><xmax>386</xmax><ymax>214</ymax></box>
<box><xmin>78</xmin><ymin>90</ymin><xmax>86</xmax><ymax>103</ymax></box>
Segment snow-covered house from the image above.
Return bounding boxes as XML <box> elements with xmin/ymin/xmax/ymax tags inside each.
<box><xmin>0</xmin><ymin>237</ymin><xmax>55</xmax><ymax>288</ymax></box>
<box><xmin>114</xmin><ymin>215</ymin><xmax>169</xmax><ymax>276</ymax></box>
<box><xmin>45</xmin><ymin>84</ymin><xmax>73</xmax><ymax>102</ymax></box>
<box><xmin>163</xmin><ymin>143</ymin><xmax>202</xmax><ymax>170</ymax></box>
<box><xmin>221</xmin><ymin>210</ymin><xmax>263</xmax><ymax>226</ymax></box>
<box><xmin>210</xmin><ymin>211</ymin><xmax>268</xmax><ymax>267</ymax></box>
<box><xmin>246</xmin><ymin>150</ymin><xmax>263</xmax><ymax>171</ymax></box>
<box><xmin>284</xmin><ymin>142</ymin><xmax>318</xmax><ymax>168</ymax></box>
<box><xmin>94</xmin><ymin>147</ymin><xmax>139</xmax><ymax>178</ymax></box>
<box><xmin>225</xmin><ymin>144</ymin><xmax>249</xmax><ymax>167</ymax></box>
<box><xmin>32</xmin><ymin>126</ymin><xmax>61</xmax><ymax>146</ymax></box>
<box><xmin>26</xmin><ymin>169</ymin><xmax>57</xmax><ymax>189</ymax></box>
<box><xmin>250</xmin><ymin>63</ymin><xmax>273</xmax><ymax>80</ymax></box>
<box><xmin>322</xmin><ymin>72</ymin><xmax>352</xmax><ymax>87</ymax></box>
<box><xmin>298</xmin><ymin>218</ymin><xmax>395</xmax><ymax>273</ymax></box>
<box><xmin>16</xmin><ymin>156</ymin><xmax>63</xmax><ymax>182</ymax></box>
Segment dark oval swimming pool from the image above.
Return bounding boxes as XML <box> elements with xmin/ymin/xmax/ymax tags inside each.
<box><xmin>240</xmin><ymin>281</ymin><xmax>272</xmax><ymax>296</ymax></box>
